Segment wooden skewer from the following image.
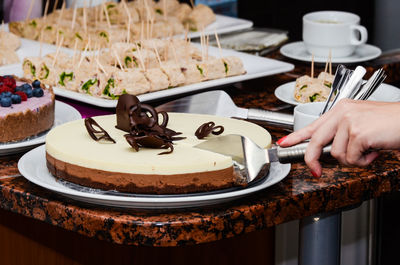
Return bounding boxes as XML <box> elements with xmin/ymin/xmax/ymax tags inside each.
<box><xmin>112</xmin><ymin>49</ymin><xmax>124</xmax><ymax>70</ymax></box>
<box><xmin>149</xmin><ymin>19</ymin><xmax>154</xmax><ymax>39</ymax></box>
<box><xmin>184</xmin><ymin>24</ymin><xmax>189</xmax><ymax>43</ymax></box>
<box><xmin>78</xmin><ymin>37</ymin><xmax>91</xmax><ymax>69</ymax></box>
<box><xmin>72</xmin><ymin>38</ymin><xmax>78</xmax><ymax>66</ymax></box>
<box><xmin>329</xmin><ymin>50</ymin><xmax>332</xmax><ymax>75</ymax></box>
<box><xmin>53</xmin><ymin>0</ymin><xmax>60</xmax><ymax>13</ymax></box>
<box><xmin>83</xmin><ymin>1</ymin><xmax>88</xmax><ymax>34</ymax></box>
<box><xmin>39</xmin><ymin>29</ymin><xmax>44</xmax><ymax>58</ymax></box>
<box><xmin>189</xmin><ymin>0</ymin><xmax>194</xmax><ymax>8</ymax></box>
<box><xmin>102</xmin><ymin>3</ymin><xmax>112</xmax><ymax>29</ymax></box>
<box><xmin>52</xmin><ymin>35</ymin><xmax>64</xmax><ymax>67</ymax></box>
<box><xmin>135</xmin><ymin>43</ymin><xmax>146</xmax><ymax>71</ymax></box>
<box><xmin>140</xmin><ymin>21</ymin><xmax>144</xmax><ymax>43</ymax></box>
<box><xmin>311</xmin><ymin>54</ymin><xmax>314</xmax><ymax>79</ymax></box>
<box><xmin>121</xmin><ymin>0</ymin><xmax>131</xmax><ymax>43</ymax></box>
<box><xmin>99</xmin><ymin>0</ymin><xmax>104</xmax><ymax>22</ymax></box>
<box><xmin>152</xmin><ymin>41</ymin><xmax>162</xmax><ymax>67</ymax></box>
<box><xmin>214</xmin><ymin>29</ymin><xmax>223</xmax><ymax>59</ymax></box>
<box><xmin>25</xmin><ymin>0</ymin><xmax>36</xmax><ymax>22</ymax></box>
<box><xmin>43</xmin><ymin>0</ymin><xmax>50</xmax><ymax>21</ymax></box>
<box><xmin>200</xmin><ymin>30</ymin><xmax>204</xmax><ymax>62</ymax></box>
<box><xmin>71</xmin><ymin>0</ymin><xmax>78</xmax><ymax>30</ymax></box>
<box><xmin>206</xmin><ymin>34</ymin><xmax>209</xmax><ymax>61</ymax></box>
<box><xmin>56</xmin><ymin>1</ymin><xmax>65</xmax><ymax>26</ymax></box>
<box><xmin>96</xmin><ymin>58</ymin><xmax>108</xmax><ymax>75</ymax></box>
<box><xmin>324</xmin><ymin>58</ymin><xmax>329</xmax><ymax>73</ymax></box>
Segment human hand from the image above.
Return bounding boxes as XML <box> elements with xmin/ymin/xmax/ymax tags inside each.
<box><xmin>278</xmin><ymin>99</ymin><xmax>400</xmax><ymax>177</ymax></box>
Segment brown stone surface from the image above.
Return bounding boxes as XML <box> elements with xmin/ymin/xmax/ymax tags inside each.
<box><xmin>0</xmin><ymin>51</ymin><xmax>400</xmax><ymax>247</ymax></box>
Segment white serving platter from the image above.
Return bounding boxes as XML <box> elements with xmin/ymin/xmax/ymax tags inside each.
<box><xmin>0</xmin><ymin>101</ymin><xmax>81</xmax><ymax>156</ymax></box>
<box><xmin>18</xmin><ymin>145</ymin><xmax>291</xmax><ymax>209</ymax></box>
<box><xmin>0</xmin><ymin>44</ymin><xmax>294</xmax><ymax>108</ymax></box>
<box><xmin>188</xmin><ymin>14</ymin><xmax>253</xmax><ymax>38</ymax></box>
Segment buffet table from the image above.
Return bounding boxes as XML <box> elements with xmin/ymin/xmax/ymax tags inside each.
<box><xmin>1</xmin><ymin>51</ymin><xmax>400</xmax><ymax>265</ymax></box>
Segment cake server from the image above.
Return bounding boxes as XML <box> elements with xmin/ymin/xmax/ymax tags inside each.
<box><xmin>155</xmin><ymin>90</ymin><xmax>294</xmax><ymax>128</ymax></box>
<box><xmin>195</xmin><ymin>134</ymin><xmax>331</xmax><ymax>183</ymax></box>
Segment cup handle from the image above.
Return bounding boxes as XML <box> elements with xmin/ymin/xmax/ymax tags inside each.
<box><xmin>350</xmin><ymin>25</ymin><xmax>368</xmax><ymax>45</ymax></box>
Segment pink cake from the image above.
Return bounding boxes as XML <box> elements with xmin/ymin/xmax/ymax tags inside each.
<box><xmin>0</xmin><ymin>76</ymin><xmax>55</xmax><ymax>142</ymax></box>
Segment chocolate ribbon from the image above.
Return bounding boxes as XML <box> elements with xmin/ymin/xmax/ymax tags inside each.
<box><xmin>195</xmin><ymin>122</ymin><xmax>224</xmax><ymax>139</ymax></box>
<box><xmin>84</xmin><ymin>118</ymin><xmax>116</xmax><ymax>143</ymax></box>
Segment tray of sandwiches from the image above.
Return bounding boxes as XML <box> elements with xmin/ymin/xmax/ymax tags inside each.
<box><xmin>0</xmin><ymin>1</ymin><xmax>293</xmax><ymax>107</ymax></box>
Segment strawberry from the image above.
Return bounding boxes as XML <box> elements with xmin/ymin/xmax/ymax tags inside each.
<box><xmin>15</xmin><ymin>91</ymin><xmax>27</xmax><ymax>101</ymax></box>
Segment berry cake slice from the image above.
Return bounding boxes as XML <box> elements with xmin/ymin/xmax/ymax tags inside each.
<box><xmin>0</xmin><ymin>76</ymin><xmax>55</xmax><ymax>142</ymax></box>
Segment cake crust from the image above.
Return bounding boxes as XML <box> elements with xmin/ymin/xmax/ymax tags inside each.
<box><xmin>47</xmin><ymin>152</ymin><xmax>235</xmax><ymax>194</ymax></box>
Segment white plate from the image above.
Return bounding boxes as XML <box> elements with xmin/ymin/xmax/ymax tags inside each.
<box><xmin>280</xmin><ymin>41</ymin><xmax>382</xmax><ymax>64</ymax></box>
<box><xmin>18</xmin><ymin>145</ymin><xmax>291</xmax><ymax>209</ymax></box>
<box><xmin>0</xmin><ymin>45</ymin><xmax>294</xmax><ymax>108</ymax></box>
<box><xmin>187</xmin><ymin>14</ymin><xmax>253</xmax><ymax>39</ymax></box>
<box><xmin>274</xmin><ymin>81</ymin><xmax>400</xmax><ymax>106</ymax></box>
<box><xmin>0</xmin><ymin>101</ymin><xmax>81</xmax><ymax>156</ymax></box>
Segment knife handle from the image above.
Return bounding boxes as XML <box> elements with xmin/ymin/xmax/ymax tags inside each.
<box><xmin>277</xmin><ymin>143</ymin><xmax>332</xmax><ymax>163</ymax></box>
<box><xmin>247</xmin><ymin>108</ymin><xmax>294</xmax><ymax>128</ymax></box>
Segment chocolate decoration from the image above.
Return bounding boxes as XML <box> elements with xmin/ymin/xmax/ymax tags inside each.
<box><xmin>116</xmin><ymin>95</ymin><xmax>184</xmax><ymax>154</ymax></box>
<box><xmin>116</xmin><ymin>94</ymin><xmax>139</xmax><ymax>132</ymax></box>
<box><xmin>85</xmin><ymin>118</ymin><xmax>116</xmax><ymax>143</ymax></box>
<box><xmin>195</xmin><ymin>122</ymin><xmax>224</xmax><ymax>139</ymax></box>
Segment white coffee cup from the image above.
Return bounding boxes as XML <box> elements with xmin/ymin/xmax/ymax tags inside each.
<box><xmin>302</xmin><ymin>11</ymin><xmax>368</xmax><ymax>58</ymax></box>
<box><xmin>293</xmin><ymin>102</ymin><xmax>326</xmax><ymax>131</ymax></box>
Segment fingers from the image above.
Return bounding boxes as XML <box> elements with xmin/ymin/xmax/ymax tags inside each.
<box><xmin>346</xmin><ymin>130</ymin><xmax>379</xmax><ymax>166</ymax></box>
<box><xmin>330</xmin><ymin>122</ymin><xmax>350</xmax><ymax>165</ymax></box>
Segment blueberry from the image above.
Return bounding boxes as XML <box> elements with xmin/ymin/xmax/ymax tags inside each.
<box><xmin>32</xmin><ymin>87</ymin><xmax>43</xmax><ymax>97</ymax></box>
<box><xmin>1</xmin><ymin>91</ymin><xmax>12</xmax><ymax>97</ymax></box>
<box><xmin>15</xmin><ymin>85</ymin><xmax>25</xmax><ymax>92</ymax></box>
<box><xmin>22</xmin><ymin>83</ymin><xmax>32</xmax><ymax>90</ymax></box>
<box><xmin>0</xmin><ymin>97</ymin><xmax>12</xmax><ymax>107</ymax></box>
<box><xmin>25</xmin><ymin>88</ymin><xmax>33</xmax><ymax>98</ymax></box>
<box><xmin>11</xmin><ymin>94</ymin><xmax>21</xmax><ymax>104</ymax></box>
<box><xmin>32</xmin><ymin>80</ymin><xmax>41</xmax><ymax>88</ymax></box>
<box><xmin>3</xmin><ymin>75</ymin><xmax>13</xmax><ymax>79</ymax></box>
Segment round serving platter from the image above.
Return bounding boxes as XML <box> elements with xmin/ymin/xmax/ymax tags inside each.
<box><xmin>18</xmin><ymin>145</ymin><xmax>291</xmax><ymax>209</ymax></box>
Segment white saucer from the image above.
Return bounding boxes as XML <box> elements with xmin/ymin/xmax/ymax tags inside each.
<box><xmin>275</xmin><ymin>81</ymin><xmax>400</xmax><ymax>106</ymax></box>
<box><xmin>280</xmin><ymin>41</ymin><xmax>382</xmax><ymax>64</ymax></box>
<box><xmin>18</xmin><ymin>145</ymin><xmax>291</xmax><ymax>209</ymax></box>
<box><xmin>0</xmin><ymin>101</ymin><xmax>81</xmax><ymax>156</ymax></box>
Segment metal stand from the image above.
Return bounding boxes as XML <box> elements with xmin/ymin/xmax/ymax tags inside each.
<box><xmin>299</xmin><ymin>211</ymin><xmax>342</xmax><ymax>265</ymax></box>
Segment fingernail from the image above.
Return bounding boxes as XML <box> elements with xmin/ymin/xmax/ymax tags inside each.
<box><xmin>311</xmin><ymin>170</ymin><xmax>320</xmax><ymax>178</ymax></box>
<box><xmin>277</xmin><ymin>136</ymin><xmax>287</xmax><ymax>146</ymax></box>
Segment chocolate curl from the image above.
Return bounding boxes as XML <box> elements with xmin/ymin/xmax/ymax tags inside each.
<box><xmin>116</xmin><ymin>94</ymin><xmax>184</xmax><ymax>154</ymax></box>
<box><xmin>85</xmin><ymin>118</ymin><xmax>116</xmax><ymax>143</ymax></box>
<box><xmin>195</xmin><ymin>122</ymin><xmax>224</xmax><ymax>139</ymax></box>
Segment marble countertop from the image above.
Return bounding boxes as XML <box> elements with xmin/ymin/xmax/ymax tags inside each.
<box><xmin>1</xmin><ymin>54</ymin><xmax>400</xmax><ymax>247</ymax></box>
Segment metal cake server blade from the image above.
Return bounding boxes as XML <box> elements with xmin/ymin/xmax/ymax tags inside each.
<box><xmin>194</xmin><ymin>134</ymin><xmax>331</xmax><ymax>183</ymax></box>
<box><xmin>156</xmin><ymin>90</ymin><xmax>294</xmax><ymax>128</ymax></box>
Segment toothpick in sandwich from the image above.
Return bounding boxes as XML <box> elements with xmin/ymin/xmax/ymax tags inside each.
<box><xmin>214</xmin><ymin>29</ymin><xmax>223</xmax><ymax>59</ymax></box>
<box><xmin>311</xmin><ymin>54</ymin><xmax>314</xmax><ymax>79</ymax></box>
<box><xmin>52</xmin><ymin>35</ymin><xmax>64</xmax><ymax>67</ymax></box>
<box><xmin>25</xmin><ymin>0</ymin><xmax>36</xmax><ymax>23</ymax></box>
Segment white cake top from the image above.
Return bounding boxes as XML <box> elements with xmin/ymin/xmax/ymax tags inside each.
<box><xmin>46</xmin><ymin>113</ymin><xmax>271</xmax><ymax>175</ymax></box>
